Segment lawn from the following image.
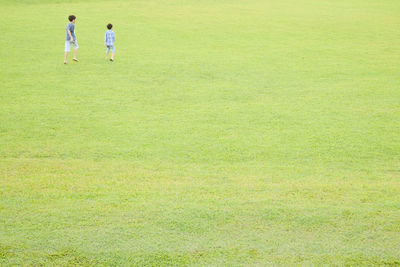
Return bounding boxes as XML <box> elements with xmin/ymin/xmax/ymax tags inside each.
<box><xmin>0</xmin><ymin>0</ymin><xmax>399</xmax><ymax>265</ymax></box>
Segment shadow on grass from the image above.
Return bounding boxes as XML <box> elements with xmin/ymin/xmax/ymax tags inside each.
<box><xmin>0</xmin><ymin>244</ymin><xmax>14</xmax><ymax>259</ymax></box>
<box><xmin>46</xmin><ymin>248</ymin><xmax>95</xmax><ymax>266</ymax></box>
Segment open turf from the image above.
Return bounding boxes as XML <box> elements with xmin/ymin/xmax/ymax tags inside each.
<box><xmin>1</xmin><ymin>0</ymin><xmax>399</xmax><ymax>265</ymax></box>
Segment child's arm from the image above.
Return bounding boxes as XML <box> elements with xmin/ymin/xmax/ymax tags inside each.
<box><xmin>104</xmin><ymin>32</ymin><xmax>107</xmax><ymax>46</ymax></box>
<box><xmin>67</xmin><ymin>24</ymin><xmax>74</xmax><ymax>41</ymax></box>
<box><xmin>68</xmin><ymin>29</ymin><xmax>74</xmax><ymax>41</ymax></box>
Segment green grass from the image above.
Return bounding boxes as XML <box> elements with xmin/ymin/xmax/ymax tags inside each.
<box><xmin>1</xmin><ymin>0</ymin><xmax>399</xmax><ymax>265</ymax></box>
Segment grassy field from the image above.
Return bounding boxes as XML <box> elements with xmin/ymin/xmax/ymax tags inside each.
<box><xmin>1</xmin><ymin>0</ymin><xmax>399</xmax><ymax>265</ymax></box>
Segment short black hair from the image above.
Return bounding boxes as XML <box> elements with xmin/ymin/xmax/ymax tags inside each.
<box><xmin>68</xmin><ymin>15</ymin><xmax>76</xmax><ymax>22</ymax></box>
<box><xmin>107</xmin><ymin>23</ymin><xmax>113</xmax><ymax>30</ymax></box>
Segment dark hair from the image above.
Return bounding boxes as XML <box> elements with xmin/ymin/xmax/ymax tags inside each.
<box><xmin>68</xmin><ymin>15</ymin><xmax>76</xmax><ymax>22</ymax></box>
<box><xmin>107</xmin><ymin>23</ymin><xmax>113</xmax><ymax>30</ymax></box>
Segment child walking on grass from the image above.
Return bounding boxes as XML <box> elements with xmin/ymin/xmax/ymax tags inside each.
<box><xmin>64</xmin><ymin>15</ymin><xmax>78</xmax><ymax>64</ymax></box>
<box><xmin>104</xmin><ymin>23</ymin><xmax>116</xmax><ymax>61</ymax></box>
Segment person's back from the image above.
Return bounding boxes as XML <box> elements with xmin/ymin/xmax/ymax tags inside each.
<box><xmin>104</xmin><ymin>23</ymin><xmax>116</xmax><ymax>61</ymax></box>
<box><xmin>105</xmin><ymin>30</ymin><xmax>115</xmax><ymax>46</ymax></box>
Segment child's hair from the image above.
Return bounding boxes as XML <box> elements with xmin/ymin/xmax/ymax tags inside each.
<box><xmin>107</xmin><ymin>23</ymin><xmax>113</xmax><ymax>30</ymax></box>
<box><xmin>68</xmin><ymin>15</ymin><xmax>76</xmax><ymax>22</ymax></box>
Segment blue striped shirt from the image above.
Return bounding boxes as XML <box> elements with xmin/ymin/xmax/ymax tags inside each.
<box><xmin>104</xmin><ymin>30</ymin><xmax>115</xmax><ymax>46</ymax></box>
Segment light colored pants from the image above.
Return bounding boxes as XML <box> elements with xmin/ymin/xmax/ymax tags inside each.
<box><xmin>106</xmin><ymin>45</ymin><xmax>115</xmax><ymax>53</ymax></box>
<box><xmin>65</xmin><ymin>40</ymin><xmax>79</xmax><ymax>52</ymax></box>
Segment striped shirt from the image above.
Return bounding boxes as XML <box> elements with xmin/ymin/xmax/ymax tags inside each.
<box><xmin>104</xmin><ymin>30</ymin><xmax>115</xmax><ymax>46</ymax></box>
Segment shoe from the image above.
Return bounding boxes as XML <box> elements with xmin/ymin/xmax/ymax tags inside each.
<box><xmin>110</xmin><ymin>59</ymin><xmax>114</xmax><ymax>62</ymax></box>
<box><xmin>73</xmin><ymin>58</ymin><xmax>79</xmax><ymax>62</ymax></box>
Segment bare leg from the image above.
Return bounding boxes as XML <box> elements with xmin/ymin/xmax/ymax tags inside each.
<box><xmin>105</xmin><ymin>51</ymin><xmax>109</xmax><ymax>60</ymax></box>
<box><xmin>73</xmin><ymin>49</ymin><xmax>78</xmax><ymax>60</ymax></box>
<box><xmin>111</xmin><ymin>52</ymin><xmax>115</xmax><ymax>60</ymax></box>
<box><xmin>64</xmin><ymin>52</ymin><xmax>68</xmax><ymax>64</ymax></box>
